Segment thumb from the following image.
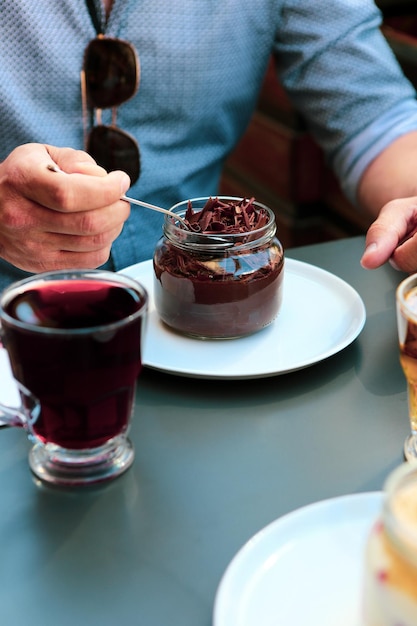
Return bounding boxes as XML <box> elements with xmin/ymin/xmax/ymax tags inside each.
<box><xmin>360</xmin><ymin>198</ymin><xmax>417</xmax><ymax>269</ymax></box>
<box><xmin>360</xmin><ymin>223</ymin><xmax>401</xmax><ymax>269</ymax></box>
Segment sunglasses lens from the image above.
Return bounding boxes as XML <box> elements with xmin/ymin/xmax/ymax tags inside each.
<box><xmin>84</xmin><ymin>38</ymin><xmax>138</xmax><ymax>109</ymax></box>
<box><xmin>87</xmin><ymin>125</ymin><xmax>141</xmax><ymax>183</ymax></box>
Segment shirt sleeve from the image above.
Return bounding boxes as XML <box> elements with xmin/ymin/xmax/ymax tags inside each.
<box><xmin>274</xmin><ymin>0</ymin><xmax>417</xmax><ymax>204</ymax></box>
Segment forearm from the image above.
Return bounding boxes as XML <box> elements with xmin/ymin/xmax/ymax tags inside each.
<box><xmin>357</xmin><ymin>131</ymin><xmax>417</xmax><ymax>218</ymax></box>
<box><xmin>358</xmin><ymin>131</ymin><xmax>417</xmax><ymax>273</ymax></box>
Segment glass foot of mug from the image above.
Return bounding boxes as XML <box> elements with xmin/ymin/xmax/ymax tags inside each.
<box><xmin>403</xmin><ymin>434</ymin><xmax>417</xmax><ymax>463</ymax></box>
<box><xmin>28</xmin><ymin>435</ymin><xmax>135</xmax><ymax>486</ymax></box>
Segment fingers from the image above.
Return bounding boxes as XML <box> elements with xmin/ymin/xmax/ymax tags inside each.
<box><xmin>390</xmin><ymin>231</ymin><xmax>417</xmax><ymax>273</ymax></box>
<box><xmin>361</xmin><ymin>198</ymin><xmax>417</xmax><ymax>272</ymax></box>
<box><xmin>3</xmin><ymin>194</ymin><xmax>131</xmax><ymax>236</ymax></box>
<box><xmin>45</xmin><ymin>145</ymin><xmax>109</xmax><ymax>177</ymax></box>
<box><xmin>0</xmin><ymin>209</ymin><xmax>126</xmax><ymax>272</ymax></box>
<box><xmin>7</xmin><ymin>144</ymin><xmax>131</xmax><ymax>212</ymax></box>
<box><xmin>0</xmin><ymin>216</ymin><xmax>125</xmax><ymax>273</ymax></box>
<box><xmin>9</xmin><ymin>247</ymin><xmax>115</xmax><ymax>274</ymax></box>
<box><xmin>41</xmin><ymin>164</ymin><xmax>130</xmax><ymax>214</ymax></box>
<box><xmin>0</xmin><ymin>143</ymin><xmax>133</xmax><ymax>273</ymax></box>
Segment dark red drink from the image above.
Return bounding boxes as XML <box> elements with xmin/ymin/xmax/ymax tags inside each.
<box><xmin>1</xmin><ymin>276</ymin><xmax>146</xmax><ymax>450</ymax></box>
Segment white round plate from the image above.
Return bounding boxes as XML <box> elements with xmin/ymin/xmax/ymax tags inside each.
<box><xmin>213</xmin><ymin>492</ymin><xmax>383</xmax><ymax>626</ymax></box>
<box><xmin>120</xmin><ymin>258</ymin><xmax>366</xmax><ymax>379</ymax></box>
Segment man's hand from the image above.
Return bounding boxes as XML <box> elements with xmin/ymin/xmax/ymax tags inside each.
<box><xmin>361</xmin><ymin>196</ymin><xmax>417</xmax><ymax>273</ymax></box>
<box><xmin>0</xmin><ymin>143</ymin><xmax>131</xmax><ymax>272</ymax></box>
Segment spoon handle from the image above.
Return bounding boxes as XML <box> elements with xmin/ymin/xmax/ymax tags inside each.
<box><xmin>121</xmin><ymin>195</ymin><xmax>189</xmax><ymax>228</ymax></box>
<box><xmin>122</xmin><ymin>195</ymin><xmax>234</xmax><ymax>247</ymax></box>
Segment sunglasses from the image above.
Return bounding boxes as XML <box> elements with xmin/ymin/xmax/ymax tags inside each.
<box><xmin>81</xmin><ymin>36</ymin><xmax>141</xmax><ymax>183</ymax></box>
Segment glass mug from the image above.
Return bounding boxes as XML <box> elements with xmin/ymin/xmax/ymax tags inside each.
<box><xmin>0</xmin><ymin>270</ymin><xmax>148</xmax><ymax>487</ymax></box>
<box><xmin>396</xmin><ymin>273</ymin><xmax>417</xmax><ymax>461</ymax></box>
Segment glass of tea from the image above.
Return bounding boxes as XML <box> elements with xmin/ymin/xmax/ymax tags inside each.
<box><xmin>0</xmin><ymin>269</ymin><xmax>148</xmax><ymax>486</ymax></box>
<box><xmin>396</xmin><ymin>273</ymin><xmax>417</xmax><ymax>461</ymax></box>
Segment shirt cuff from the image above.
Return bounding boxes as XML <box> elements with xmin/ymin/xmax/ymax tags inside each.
<box><xmin>332</xmin><ymin>101</ymin><xmax>417</xmax><ymax>205</ymax></box>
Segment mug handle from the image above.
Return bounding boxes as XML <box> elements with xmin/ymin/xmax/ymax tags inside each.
<box><xmin>0</xmin><ymin>380</ymin><xmax>40</xmax><ymax>430</ymax></box>
<box><xmin>0</xmin><ymin>323</ymin><xmax>40</xmax><ymax>430</ymax></box>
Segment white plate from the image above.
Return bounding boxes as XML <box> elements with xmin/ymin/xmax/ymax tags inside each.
<box><xmin>121</xmin><ymin>258</ymin><xmax>366</xmax><ymax>379</ymax></box>
<box><xmin>213</xmin><ymin>492</ymin><xmax>383</xmax><ymax>626</ymax></box>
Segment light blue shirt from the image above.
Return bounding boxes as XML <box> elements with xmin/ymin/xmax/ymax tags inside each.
<box><xmin>1</xmin><ymin>0</ymin><xmax>417</xmax><ymax>289</ymax></box>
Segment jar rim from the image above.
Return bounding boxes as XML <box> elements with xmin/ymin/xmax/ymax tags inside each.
<box><xmin>163</xmin><ymin>196</ymin><xmax>278</xmax><ymax>252</ymax></box>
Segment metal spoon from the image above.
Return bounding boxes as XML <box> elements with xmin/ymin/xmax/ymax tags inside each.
<box><xmin>121</xmin><ymin>196</ymin><xmax>233</xmax><ymax>247</ymax></box>
<box><xmin>120</xmin><ymin>195</ymin><xmax>190</xmax><ymax>229</ymax></box>
<box><xmin>46</xmin><ymin>163</ymin><xmax>233</xmax><ymax>246</ymax></box>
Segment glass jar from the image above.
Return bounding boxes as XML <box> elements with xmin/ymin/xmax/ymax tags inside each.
<box><xmin>153</xmin><ymin>197</ymin><xmax>284</xmax><ymax>339</ymax></box>
<box><xmin>363</xmin><ymin>462</ymin><xmax>417</xmax><ymax>625</ymax></box>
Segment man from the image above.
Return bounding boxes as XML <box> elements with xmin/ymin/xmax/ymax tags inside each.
<box><xmin>1</xmin><ymin>0</ymin><xmax>417</xmax><ymax>290</ymax></box>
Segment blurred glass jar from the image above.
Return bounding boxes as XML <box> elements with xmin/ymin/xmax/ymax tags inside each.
<box><xmin>363</xmin><ymin>462</ymin><xmax>417</xmax><ymax>625</ymax></box>
<box><xmin>153</xmin><ymin>197</ymin><xmax>284</xmax><ymax>339</ymax></box>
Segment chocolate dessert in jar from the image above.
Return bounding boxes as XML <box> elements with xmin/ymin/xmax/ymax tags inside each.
<box><xmin>153</xmin><ymin>196</ymin><xmax>284</xmax><ymax>339</ymax></box>
<box><xmin>362</xmin><ymin>463</ymin><xmax>417</xmax><ymax>625</ymax></box>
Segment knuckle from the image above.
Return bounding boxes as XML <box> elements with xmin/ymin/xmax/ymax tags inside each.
<box><xmin>48</xmin><ymin>184</ymin><xmax>75</xmax><ymax>211</ymax></box>
<box><xmin>90</xmin><ymin>231</ymin><xmax>112</xmax><ymax>247</ymax></box>
<box><xmin>93</xmin><ymin>248</ymin><xmax>111</xmax><ymax>267</ymax></box>
<box><xmin>78</xmin><ymin>211</ymin><xmax>98</xmax><ymax>234</ymax></box>
<box><xmin>1</xmin><ymin>200</ymin><xmax>35</xmax><ymax>231</ymax></box>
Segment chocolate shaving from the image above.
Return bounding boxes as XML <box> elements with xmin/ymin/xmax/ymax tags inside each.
<box><xmin>154</xmin><ymin>195</ymin><xmax>284</xmax><ymax>337</ymax></box>
<box><xmin>155</xmin><ymin>196</ymin><xmax>281</xmax><ymax>283</ymax></box>
<box><xmin>182</xmin><ymin>197</ymin><xmax>269</xmax><ymax>233</ymax></box>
